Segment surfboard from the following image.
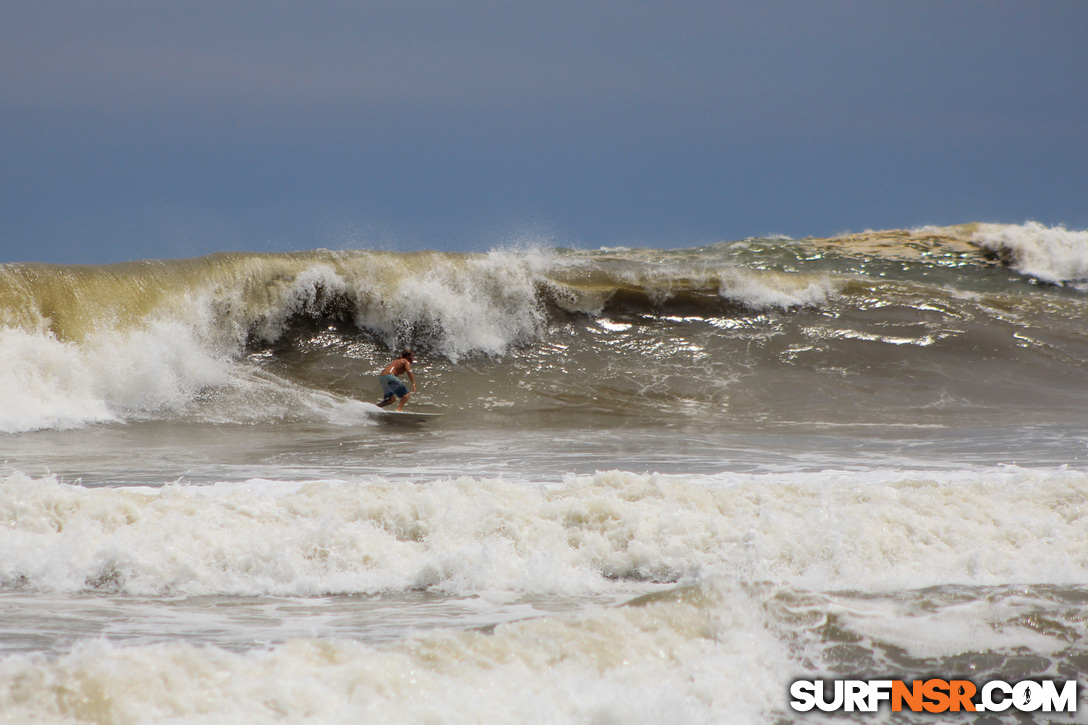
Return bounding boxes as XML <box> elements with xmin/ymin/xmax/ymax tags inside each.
<box><xmin>376</xmin><ymin>410</ymin><xmax>443</xmax><ymax>424</ymax></box>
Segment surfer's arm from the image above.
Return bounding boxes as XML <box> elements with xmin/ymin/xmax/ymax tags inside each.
<box><xmin>406</xmin><ymin>365</ymin><xmax>416</xmax><ymax>391</ymax></box>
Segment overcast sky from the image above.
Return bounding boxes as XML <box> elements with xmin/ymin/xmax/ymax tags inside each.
<box><xmin>2</xmin><ymin>1</ymin><xmax>1086</xmax><ymax>263</ymax></box>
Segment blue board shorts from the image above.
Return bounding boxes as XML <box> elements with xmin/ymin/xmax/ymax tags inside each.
<box><xmin>379</xmin><ymin>374</ymin><xmax>409</xmax><ymax>398</ymax></box>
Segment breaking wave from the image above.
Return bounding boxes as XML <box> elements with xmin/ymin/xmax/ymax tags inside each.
<box><xmin>1</xmin><ymin>222</ymin><xmax>1085</xmax><ymax>433</ymax></box>
<box><xmin>0</xmin><ymin>245</ymin><xmax>836</xmax><ymax>432</ymax></box>
<box><xmin>972</xmin><ymin>221</ymin><xmax>1088</xmax><ymax>287</ymax></box>
<box><xmin>3</xmin><ymin>467</ymin><xmax>1086</xmax><ymax>597</ymax></box>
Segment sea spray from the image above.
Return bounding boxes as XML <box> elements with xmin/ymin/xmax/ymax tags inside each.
<box><xmin>972</xmin><ymin>221</ymin><xmax>1088</xmax><ymax>287</ymax></box>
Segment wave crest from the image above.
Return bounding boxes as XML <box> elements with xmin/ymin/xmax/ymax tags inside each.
<box><xmin>972</xmin><ymin>221</ymin><xmax>1088</xmax><ymax>287</ymax></box>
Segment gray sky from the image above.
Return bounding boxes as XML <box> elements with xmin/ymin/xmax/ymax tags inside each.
<box><xmin>2</xmin><ymin>1</ymin><xmax>1086</xmax><ymax>263</ymax></box>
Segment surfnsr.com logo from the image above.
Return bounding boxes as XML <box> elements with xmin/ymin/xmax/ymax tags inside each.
<box><xmin>790</xmin><ymin>679</ymin><xmax>1078</xmax><ymax>714</ymax></box>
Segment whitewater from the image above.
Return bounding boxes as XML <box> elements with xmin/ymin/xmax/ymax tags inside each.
<box><xmin>2</xmin><ymin>222</ymin><xmax>1088</xmax><ymax>723</ymax></box>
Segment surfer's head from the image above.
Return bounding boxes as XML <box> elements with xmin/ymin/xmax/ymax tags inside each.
<box><xmin>401</xmin><ymin>349</ymin><xmax>414</xmax><ymax>362</ymax></box>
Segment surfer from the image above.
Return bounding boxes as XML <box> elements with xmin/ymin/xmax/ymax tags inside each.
<box><xmin>377</xmin><ymin>349</ymin><xmax>417</xmax><ymax>411</ymax></box>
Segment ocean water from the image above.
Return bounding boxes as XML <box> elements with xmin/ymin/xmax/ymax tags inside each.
<box><xmin>1</xmin><ymin>222</ymin><xmax>1087</xmax><ymax>723</ymax></box>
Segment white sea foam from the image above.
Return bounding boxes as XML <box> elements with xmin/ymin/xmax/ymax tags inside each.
<box><xmin>2</xmin><ymin>467</ymin><xmax>1086</xmax><ymax>597</ymax></box>
<box><xmin>972</xmin><ymin>221</ymin><xmax>1088</xmax><ymax>286</ymax></box>
<box><xmin>0</xmin><ymin>320</ymin><xmax>370</xmax><ymax>433</ymax></box>
<box><xmin>0</xmin><ymin>328</ymin><xmax>119</xmax><ymax>432</ymax></box>
<box><xmin>717</xmin><ymin>268</ymin><xmax>834</xmax><ymax>309</ymax></box>
<box><xmin>821</xmin><ymin>591</ymin><xmax>1072</xmax><ymax>662</ymax></box>
<box><xmin>0</xmin><ymin>583</ymin><xmax>788</xmax><ymax>724</ymax></box>
<box><xmin>3</xmin><ymin>468</ymin><xmax>1086</xmax><ymax>722</ymax></box>
<box><xmin>244</xmin><ymin>263</ymin><xmax>354</xmax><ymax>344</ymax></box>
<box><xmin>0</xmin><ymin>323</ymin><xmax>235</xmax><ymax>433</ymax></box>
<box><xmin>371</xmin><ymin>248</ymin><xmax>551</xmax><ymax>359</ymax></box>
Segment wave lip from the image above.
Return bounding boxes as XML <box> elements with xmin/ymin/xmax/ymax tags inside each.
<box><xmin>972</xmin><ymin>221</ymin><xmax>1088</xmax><ymax>286</ymax></box>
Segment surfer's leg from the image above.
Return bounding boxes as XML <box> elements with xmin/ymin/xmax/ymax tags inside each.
<box><xmin>378</xmin><ymin>395</ymin><xmax>395</xmax><ymax>408</ymax></box>
<box><xmin>396</xmin><ymin>392</ymin><xmax>410</xmax><ymax>411</ymax></box>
